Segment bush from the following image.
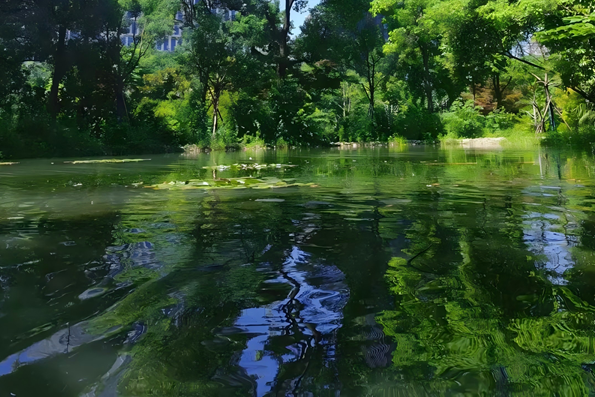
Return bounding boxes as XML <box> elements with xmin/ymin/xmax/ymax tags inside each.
<box><xmin>440</xmin><ymin>100</ymin><xmax>521</xmax><ymax>140</ymax></box>
<box><xmin>396</xmin><ymin>102</ymin><xmax>443</xmax><ymax>140</ymax></box>
<box><xmin>0</xmin><ymin>113</ymin><xmax>104</xmax><ymax>159</ymax></box>
<box><xmin>441</xmin><ymin>100</ymin><xmax>485</xmax><ymax>138</ymax></box>
<box><xmin>388</xmin><ymin>135</ymin><xmax>407</xmax><ymax>145</ymax></box>
<box><xmin>484</xmin><ymin>110</ymin><xmax>518</xmax><ymax>133</ymax></box>
<box><xmin>242</xmin><ymin>134</ymin><xmax>266</xmax><ymax>150</ymax></box>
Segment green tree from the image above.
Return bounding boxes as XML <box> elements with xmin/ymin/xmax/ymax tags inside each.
<box><xmin>537</xmin><ymin>2</ymin><xmax>595</xmax><ymax>103</ymax></box>
<box><xmin>371</xmin><ymin>0</ymin><xmax>447</xmax><ymax>112</ymax></box>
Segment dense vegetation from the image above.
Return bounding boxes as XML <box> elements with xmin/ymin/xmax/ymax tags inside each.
<box><xmin>1</xmin><ymin>0</ymin><xmax>595</xmax><ymax>158</ymax></box>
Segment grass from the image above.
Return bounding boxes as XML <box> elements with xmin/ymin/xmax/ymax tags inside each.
<box><xmin>388</xmin><ymin>135</ymin><xmax>408</xmax><ymax>146</ymax></box>
<box><xmin>483</xmin><ymin>128</ymin><xmax>541</xmax><ymax>149</ymax></box>
<box><xmin>242</xmin><ymin>134</ymin><xmax>267</xmax><ymax>150</ymax></box>
<box><xmin>438</xmin><ymin>122</ymin><xmax>541</xmax><ymax>149</ymax></box>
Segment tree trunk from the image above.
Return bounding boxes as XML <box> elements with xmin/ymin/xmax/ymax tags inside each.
<box><xmin>533</xmin><ymin>101</ymin><xmax>539</xmax><ymax>134</ymax></box>
<box><xmin>492</xmin><ymin>74</ymin><xmax>505</xmax><ymax>110</ymax></box>
<box><xmin>211</xmin><ymin>91</ymin><xmax>219</xmax><ymax>140</ymax></box>
<box><xmin>472</xmin><ymin>82</ymin><xmax>476</xmax><ymax>107</ymax></box>
<box><xmin>369</xmin><ymin>80</ymin><xmax>375</xmax><ymax>119</ymax></box>
<box><xmin>495</xmin><ymin>73</ymin><xmax>515</xmax><ymax>111</ymax></box>
<box><xmin>342</xmin><ymin>85</ymin><xmax>347</xmax><ymax>118</ymax></box>
<box><xmin>420</xmin><ymin>44</ymin><xmax>433</xmax><ymax>113</ymax></box>
<box><xmin>115</xmin><ymin>84</ymin><xmax>128</xmax><ymax>123</ymax></box>
<box><xmin>48</xmin><ymin>25</ymin><xmax>68</xmax><ymax>117</ymax></box>
<box><xmin>544</xmin><ymin>74</ymin><xmax>556</xmax><ymax>132</ymax></box>
<box><xmin>277</xmin><ymin>0</ymin><xmax>291</xmax><ymax>78</ymax></box>
<box><xmin>278</xmin><ymin>40</ymin><xmax>288</xmax><ymax>78</ymax></box>
<box><xmin>424</xmin><ymin>83</ymin><xmax>433</xmax><ymax>113</ymax></box>
<box><xmin>371</xmin><ymin>57</ymin><xmax>376</xmax><ymax>118</ymax></box>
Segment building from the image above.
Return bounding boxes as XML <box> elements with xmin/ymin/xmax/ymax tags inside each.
<box><xmin>121</xmin><ymin>6</ymin><xmax>237</xmax><ymax>52</ymax></box>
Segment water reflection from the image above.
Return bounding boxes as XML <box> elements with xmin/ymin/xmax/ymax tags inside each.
<box><xmin>0</xmin><ymin>321</ymin><xmax>105</xmax><ymax>376</ymax></box>
<box><xmin>1</xmin><ymin>148</ymin><xmax>595</xmax><ymax>395</ymax></box>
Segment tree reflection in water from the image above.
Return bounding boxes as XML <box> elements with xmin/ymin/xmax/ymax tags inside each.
<box><xmin>1</xmin><ymin>148</ymin><xmax>595</xmax><ymax>396</ymax></box>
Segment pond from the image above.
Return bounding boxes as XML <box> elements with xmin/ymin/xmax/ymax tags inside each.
<box><xmin>1</xmin><ymin>145</ymin><xmax>595</xmax><ymax>396</ymax></box>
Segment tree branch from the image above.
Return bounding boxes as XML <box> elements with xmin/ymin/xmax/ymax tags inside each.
<box><xmin>503</xmin><ymin>51</ymin><xmax>545</xmax><ymax>70</ymax></box>
<box><xmin>360</xmin><ymin>83</ymin><xmax>371</xmax><ymax>102</ymax></box>
<box><xmin>501</xmin><ymin>76</ymin><xmax>513</xmax><ymax>92</ymax></box>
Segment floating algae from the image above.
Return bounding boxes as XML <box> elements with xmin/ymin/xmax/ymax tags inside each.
<box><xmin>64</xmin><ymin>159</ymin><xmax>151</xmax><ymax>165</ymax></box>
<box><xmin>147</xmin><ymin>177</ymin><xmax>314</xmax><ymax>191</ymax></box>
<box><xmin>202</xmin><ymin>163</ymin><xmax>296</xmax><ymax>171</ymax></box>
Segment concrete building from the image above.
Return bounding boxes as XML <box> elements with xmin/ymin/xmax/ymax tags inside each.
<box><xmin>121</xmin><ymin>5</ymin><xmax>237</xmax><ymax>52</ymax></box>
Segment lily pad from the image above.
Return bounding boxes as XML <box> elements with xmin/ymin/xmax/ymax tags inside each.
<box><xmin>64</xmin><ymin>159</ymin><xmax>151</xmax><ymax>165</ymax></box>
<box><xmin>202</xmin><ymin>163</ymin><xmax>297</xmax><ymax>171</ymax></box>
<box><xmin>146</xmin><ymin>177</ymin><xmax>314</xmax><ymax>191</ymax></box>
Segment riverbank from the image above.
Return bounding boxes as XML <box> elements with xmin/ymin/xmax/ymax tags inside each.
<box><xmin>0</xmin><ymin>132</ymin><xmax>557</xmax><ymax>161</ymax></box>
<box><xmin>182</xmin><ymin>138</ymin><xmax>510</xmax><ymax>154</ymax></box>
<box><xmin>441</xmin><ymin>137</ymin><xmax>508</xmax><ymax>149</ymax></box>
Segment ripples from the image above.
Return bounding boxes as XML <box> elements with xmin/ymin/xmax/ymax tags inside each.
<box><xmin>3</xmin><ymin>149</ymin><xmax>595</xmax><ymax>395</ymax></box>
<box><xmin>0</xmin><ymin>321</ymin><xmax>111</xmax><ymax>377</ymax></box>
<box><xmin>215</xmin><ymin>246</ymin><xmax>349</xmax><ymax>396</ymax></box>
<box><xmin>521</xmin><ymin>183</ymin><xmax>582</xmax><ymax>285</ymax></box>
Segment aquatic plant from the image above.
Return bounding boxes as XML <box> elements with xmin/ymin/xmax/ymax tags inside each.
<box><xmin>202</xmin><ymin>163</ymin><xmax>296</xmax><ymax>171</ymax></box>
<box><xmin>64</xmin><ymin>159</ymin><xmax>151</xmax><ymax>164</ymax></box>
<box><xmin>147</xmin><ymin>176</ymin><xmax>314</xmax><ymax>191</ymax></box>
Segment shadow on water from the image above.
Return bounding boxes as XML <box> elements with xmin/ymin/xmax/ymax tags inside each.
<box><xmin>2</xmin><ymin>147</ymin><xmax>595</xmax><ymax>395</ymax></box>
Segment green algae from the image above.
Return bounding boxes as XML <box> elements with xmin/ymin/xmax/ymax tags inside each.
<box><xmin>147</xmin><ymin>177</ymin><xmax>314</xmax><ymax>190</ymax></box>
<box><xmin>65</xmin><ymin>159</ymin><xmax>151</xmax><ymax>164</ymax></box>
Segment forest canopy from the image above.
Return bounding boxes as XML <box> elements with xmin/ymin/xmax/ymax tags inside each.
<box><xmin>1</xmin><ymin>0</ymin><xmax>594</xmax><ymax>158</ymax></box>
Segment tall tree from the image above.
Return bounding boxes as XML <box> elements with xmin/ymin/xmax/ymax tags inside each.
<box><xmin>186</xmin><ymin>9</ymin><xmax>268</xmax><ymax>138</ymax></box>
<box><xmin>537</xmin><ymin>3</ymin><xmax>595</xmax><ymax>103</ymax></box>
<box><xmin>371</xmin><ymin>0</ymin><xmax>446</xmax><ymax>112</ymax></box>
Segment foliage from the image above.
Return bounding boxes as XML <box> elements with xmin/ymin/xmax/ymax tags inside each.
<box><xmin>3</xmin><ymin>0</ymin><xmax>595</xmax><ymax>159</ymax></box>
<box><xmin>440</xmin><ymin>100</ymin><xmax>524</xmax><ymax>139</ymax></box>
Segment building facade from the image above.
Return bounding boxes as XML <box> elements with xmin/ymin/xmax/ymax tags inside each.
<box><xmin>121</xmin><ymin>6</ymin><xmax>236</xmax><ymax>52</ymax></box>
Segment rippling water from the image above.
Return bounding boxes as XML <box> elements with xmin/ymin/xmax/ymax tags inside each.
<box><xmin>2</xmin><ymin>146</ymin><xmax>595</xmax><ymax>396</ymax></box>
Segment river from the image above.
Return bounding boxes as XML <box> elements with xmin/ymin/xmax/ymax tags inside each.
<box><xmin>1</xmin><ymin>146</ymin><xmax>595</xmax><ymax>396</ymax></box>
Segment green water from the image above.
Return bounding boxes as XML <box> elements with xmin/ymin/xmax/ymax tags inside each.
<box><xmin>2</xmin><ymin>146</ymin><xmax>595</xmax><ymax>396</ymax></box>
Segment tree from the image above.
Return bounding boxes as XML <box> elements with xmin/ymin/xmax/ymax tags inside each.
<box><xmin>537</xmin><ymin>3</ymin><xmax>595</xmax><ymax>103</ymax></box>
<box><xmin>350</xmin><ymin>15</ymin><xmax>387</xmax><ymax>120</ymax></box>
<box><xmin>371</xmin><ymin>0</ymin><xmax>449</xmax><ymax>112</ymax></box>
<box><xmin>186</xmin><ymin>9</ymin><xmax>268</xmax><ymax>139</ymax></box>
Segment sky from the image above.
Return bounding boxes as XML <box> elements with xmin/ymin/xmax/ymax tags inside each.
<box><xmin>280</xmin><ymin>0</ymin><xmax>322</xmax><ymax>34</ymax></box>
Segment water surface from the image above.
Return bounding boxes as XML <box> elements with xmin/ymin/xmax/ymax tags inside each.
<box><xmin>2</xmin><ymin>146</ymin><xmax>595</xmax><ymax>396</ymax></box>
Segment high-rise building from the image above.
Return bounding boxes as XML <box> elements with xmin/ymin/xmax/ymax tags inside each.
<box><xmin>121</xmin><ymin>7</ymin><xmax>237</xmax><ymax>52</ymax></box>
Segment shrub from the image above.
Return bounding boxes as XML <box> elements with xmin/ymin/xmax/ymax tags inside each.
<box><xmin>441</xmin><ymin>100</ymin><xmax>485</xmax><ymax>138</ymax></box>
<box><xmin>396</xmin><ymin>102</ymin><xmax>443</xmax><ymax>140</ymax></box>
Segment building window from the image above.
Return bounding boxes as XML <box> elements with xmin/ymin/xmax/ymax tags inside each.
<box><xmin>171</xmin><ymin>38</ymin><xmax>177</xmax><ymax>51</ymax></box>
<box><xmin>164</xmin><ymin>39</ymin><xmax>169</xmax><ymax>51</ymax></box>
<box><xmin>127</xmin><ymin>36</ymin><xmax>133</xmax><ymax>46</ymax></box>
<box><xmin>130</xmin><ymin>22</ymin><xmax>137</xmax><ymax>35</ymax></box>
<box><xmin>174</xmin><ymin>25</ymin><xmax>180</xmax><ymax>35</ymax></box>
<box><xmin>121</xmin><ymin>36</ymin><xmax>127</xmax><ymax>45</ymax></box>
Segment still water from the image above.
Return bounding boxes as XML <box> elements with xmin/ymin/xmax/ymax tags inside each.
<box><xmin>1</xmin><ymin>146</ymin><xmax>595</xmax><ymax>396</ymax></box>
